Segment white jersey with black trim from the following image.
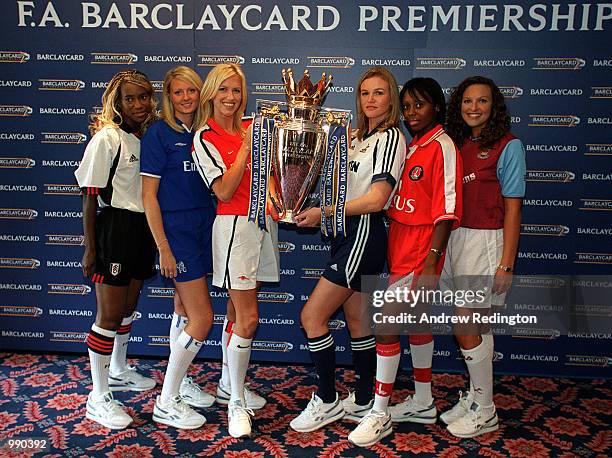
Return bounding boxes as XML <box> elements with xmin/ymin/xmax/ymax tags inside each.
<box><xmin>75</xmin><ymin>125</ymin><xmax>144</xmax><ymax>212</ymax></box>
<box><xmin>346</xmin><ymin>126</ymin><xmax>406</xmax><ymax>208</ymax></box>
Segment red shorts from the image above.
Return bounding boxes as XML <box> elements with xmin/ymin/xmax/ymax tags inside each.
<box><xmin>387</xmin><ymin>222</ymin><xmax>444</xmax><ymax>285</ymax></box>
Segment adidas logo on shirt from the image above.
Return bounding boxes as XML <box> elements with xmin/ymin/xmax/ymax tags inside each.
<box><xmin>330</xmin><ymin>264</ymin><xmax>338</xmax><ymax>271</ymax></box>
<box><xmin>128</xmin><ymin>154</ymin><xmax>138</xmax><ymax>163</ymax></box>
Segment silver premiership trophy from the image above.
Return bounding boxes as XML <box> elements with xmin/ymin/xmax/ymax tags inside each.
<box><xmin>248</xmin><ymin>68</ymin><xmax>351</xmax><ymax>236</ymax></box>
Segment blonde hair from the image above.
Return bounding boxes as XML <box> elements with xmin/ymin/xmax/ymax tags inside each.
<box><xmin>161</xmin><ymin>66</ymin><xmax>203</xmax><ymax>132</ymax></box>
<box><xmin>355</xmin><ymin>67</ymin><xmax>401</xmax><ymax>140</ymax></box>
<box><xmin>90</xmin><ymin>70</ymin><xmax>157</xmax><ymax>136</ymax></box>
<box><xmin>196</xmin><ymin>64</ymin><xmax>247</xmax><ymax>135</ymax></box>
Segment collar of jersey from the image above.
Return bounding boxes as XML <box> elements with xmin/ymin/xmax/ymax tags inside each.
<box><xmin>207</xmin><ymin>118</ymin><xmax>236</xmax><ymax>137</ymax></box>
<box><xmin>410</xmin><ymin>124</ymin><xmax>445</xmax><ymax>149</ymax></box>
<box><xmin>175</xmin><ymin>117</ymin><xmax>192</xmax><ymax>133</ymax></box>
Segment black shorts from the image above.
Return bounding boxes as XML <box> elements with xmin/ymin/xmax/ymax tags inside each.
<box><xmin>322</xmin><ymin>212</ymin><xmax>387</xmax><ymax>292</ymax></box>
<box><xmin>92</xmin><ymin>207</ymin><xmax>156</xmax><ymax>286</ymax></box>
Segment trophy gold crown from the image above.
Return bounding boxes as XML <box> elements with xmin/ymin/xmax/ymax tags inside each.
<box><xmin>282</xmin><ymin>68</ymin><xmax>333</xmax><ymax>106</ymax></box>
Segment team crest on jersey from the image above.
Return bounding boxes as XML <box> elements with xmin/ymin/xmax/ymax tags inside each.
<box><xmin>110</xmin><ymin>263</ymin><xmax>121</xmax><ymax>276</ymax></box>
<box><xmin>409</xmin><ymin>165</ymin><xmax>424</xmax><ymax>181</ymax></box>
<box><xmin>477</xmin><ymin>150</ymin><xmax>490</xmax><ymax>159</ymax></box>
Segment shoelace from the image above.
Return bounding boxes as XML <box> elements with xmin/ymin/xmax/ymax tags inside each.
<box><xmin>100</xmin><ymin>394</ymin><xmax>127</xmax><ymax>413</ymax></box>
<box><xmin>304</xmin><ymin>394</ymin><xmax>322</xmax><ymax>415</ymax></box>
<box><xmin>360</xmin><ymin>410</ymin><xmax>386</xmax><ymax>428</ymax></box>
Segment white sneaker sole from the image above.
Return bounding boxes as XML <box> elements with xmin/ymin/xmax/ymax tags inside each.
<box><xmin>228</xmin><ymin>426</ymin><xmax>252</xmax><ymax>438</ymax></box>
<box><xmin>348</xmin><ymin>424</ymin><xmax>393</xmax><ymax>447</ymax></box>
<box><xmin>153</xmin><ymin>413</ymin><xmax>206</xmax><ymax>430</ymax></box>
<box><xmin>290</xmin><ymin>409</ymin><xmax>345</xmax><ymax>433</ymax></box>
<box><xmin>108</xmin><ymin>381</ymin><xmax>155</xmax><ymax>392</ymax></box>
<box><xmin>449</xmin><ymin>422</ymin><xmax>499</xmax><ymax>438</ymax></box>
<box><xmin>391</xmin><ymin>414</ymin><xmax>437</xmax><ymax>424</ymax></box>
<box><xmin>86</xmin><ymin>410</ymin><xmax>132</xmax><ymax>430</ymax></box>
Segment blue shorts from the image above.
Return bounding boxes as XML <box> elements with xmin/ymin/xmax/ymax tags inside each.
<box><xmin>322</xmin><ymin>212</ymin><xmax>387</xmax><ymax>292</ymax></box>
<box><xmin>163</xmin><ymin>207</ymin><xmax>214</xmax><ymax>282</ymax></box>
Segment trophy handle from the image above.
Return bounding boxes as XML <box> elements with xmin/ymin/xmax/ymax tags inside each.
<box><xmin>268</xmin><ymin>171</ymin><xmax>285</xmax><ymax>220</ymax></box>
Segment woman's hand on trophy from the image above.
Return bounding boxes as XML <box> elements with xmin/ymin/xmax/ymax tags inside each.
<box><xmin>295</xmin><ymin>207</ymin><xmax>322</xmax><ymax>227</ymax></box>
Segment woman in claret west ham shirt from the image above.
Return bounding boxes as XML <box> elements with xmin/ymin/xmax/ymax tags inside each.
<box><xmin>440</xmin><ymin>76</ymin><xmax>525</xmax><ymax>439</ymax></box>
<box><xmin>192</xmin><ymin>64</ymin><xmax>278</xmax><ymax>439</ymax></box>
<box><xmin>350</xmin><ymin>77</ymin><xmax>463</xmax><ymax>448</ymax></box>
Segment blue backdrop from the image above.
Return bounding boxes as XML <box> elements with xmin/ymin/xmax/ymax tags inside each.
<box><xmin>0</xmin><ymin>1</ymin><xmax>610</xmax><ymax>378</ymax></box>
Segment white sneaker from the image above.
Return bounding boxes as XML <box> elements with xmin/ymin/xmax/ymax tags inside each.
<box><xmin>440</xmin><ymin>390</ymin><xmax>474</xmax><ymax>425</ymax></box>
<box><xmin>153</xmin><ymin>395</ymin><xmax>206</xmax><ymax>429</ymax></box>
<box><xmin>86</xmin><ymin>391</ymin><xmax>133</xmax><ymax>430</ymax></box>
<box><xmin>447</xmin><ymin>404</ymin><xmax>499</xmax><ymax>438</ymax></box>
<box><xmin>289</xmin><ymin>392</ymin><xmax>344</xmax><ymax>432</ymax></box>
<box><xmin>228</xmin><ymin>400</ymin><xmax>254</xmax><ymax>438</ymax></box>
<box><xmin>216</xmin><ymin>380</ymin><xmax>266</xmax><ymax>410</ymax></box>
<box><xmin>342</xmin><ymin>391</ymin><xmax>374</xmax><ymax>422</ymax></box>
<box><xmin>180</xmin><ymin>377</ymin><xmax>215</xmax><ymax>408</ymax></box>
<box><xmin>109</xmin><ymin>365</ymin><xmax>156</xmax><ymax>392</ymax></box>
<box><xmin>348</xmin><ymin>409</ymin><xmax>392</xmax><ymax>447</ymax></box>
<box><xmin>389</xmin><ymin>395</ymin><xmax>437</xmax><ymax>424</ymax></box>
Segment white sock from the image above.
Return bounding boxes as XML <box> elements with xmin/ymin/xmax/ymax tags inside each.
<box><xmin>169</xmin><ymin>312</ymin><xmax>188</xmax><ymax>352</ymax></box>
<box><xmin>160</xmin><ymin>331</ymin><xmax>202</xmax><ymax>403</ymax></box>
<box><xmin>468</xmin><ymin>332</ymin><xmax>493</xmax><ymax>397</ymax></box>
<box><xmin>227</xmin><ymin>332</ymin><xmax>252</xmax><ymax>405</ymax></box>
<box><xmin>221</xmin><ymin>317</ymin><xmax>233</xmax><ymax>387</ymax></box>
<box><xmin>461</xmin><ymin>336</ymin><xmax>494</xmax><ymax>413</ymax></box>
<box><xmin>409</xmin><ymin>337</ymin><xmax>434</xmax><ymax>406</ymax></box>
<box><xmin>373</xmin><ymin>342</ymin><xmax>401</xmax><ymax>413</ymax></box>
<box><xmin>87</xmin><ymin>324</ymin><xmax>116</xmax><ymax>396</ymax></box>
<box><xmin>109</xmin><ymin>313</ymin><xmax>134</xmax><ymax>374</ymax></box>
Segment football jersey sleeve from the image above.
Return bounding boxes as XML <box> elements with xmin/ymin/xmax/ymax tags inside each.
<box><xmin>74</xmin><ymin>126</ymin><xmax>120</xmax><ymax>194</ymax></box>
<box><xmin>192</xmin><ymin>127</ymin><xmax>227</xmax><ymax>189</ymax></box>
<box><xmin>139</xmin><ymin>122</ymin><xmax>167</xmax><ymax>179</ymax></box>
<box><xmin>431</xmin><ymin>135</ymin><xmax>462</xmax><ymax>227</ymax></box>
<box><xmin>497</xmin><ymin>138</ymin><xmax>526</xmax><ymax>198</ymax></box>
<box><xmin>372</xmin><ymin>127</ymin><xmax>406</xmax><ymax>188</ymax></box>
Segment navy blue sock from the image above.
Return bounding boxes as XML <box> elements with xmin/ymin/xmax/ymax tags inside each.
<box><xmin>351</xmin><ymin>335</ymin><xmax>376</xmax><ymax>405</ymax></box>
<box><xmin>308</xmin><ymin>332</ymin><xmax>336</xmax><ymax>403</ymax></box>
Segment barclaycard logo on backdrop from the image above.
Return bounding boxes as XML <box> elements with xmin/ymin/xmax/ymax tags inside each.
<box><xmin>44</xmin><ymin>210</ymin><xmax>82</xmax><ymax>218</ymax></box>
<box><xmin>573</xmin><ymin>303</ymin><xmax>611</xmax><ymax>317</ymax></box>
<box><xmin>144</xmin><ymin>55</ymin><xmax>191</xmax><ymax>63</ymax></box>
<box><xmin>583</xmin><ymin>172</ymin><xmax>612</xmax><ymax>181</ymax></box>
<box><xmin>47</xmin><ymin>283</ymin><xmax>91</xmax><ymax>295</ymax></box>
<box><xmin>151</xmin><ymin>81</ymin><xmax>164</xmax><ymax>92</ymax></box>
<box><xmin>0</xmin><ymin>105</ymin><xmax>32</xmax><ymax>116</ymax></box>
<box><xmin>513</xmin><ymin>328</ymin><xmax>561</xmax><ymax>339</ymax></box>
<box><xmin>565</xmin><ymin>355</ymin><xmax>612</xmax><ymax>367</ymax></box>
<box><xmin>277</xmin><ymin>241</ymin><xmax>295</xmax><ymax>253</ymax></box>
<box><xmin>45</xmin><ymin>234</ymin><xmax>84</xmax><ymax>246</ymax></box>
<box><xmin>0</xmin><ymin>306</ymin><xmax>43</xmax><ymax>317</ymax></box>
<box><xmin>213</xmin><ymin>314</ymin><xmax>225</xmax><ymax>325</ymax></box>
<box><xmin>473</xmin><ymin>59</ymin><xmax>525</xmax><ymax>67</ymax></box>
<box><xmin>252</xmin><ymin>340</ymin><xmax>293</xmax><ymax>352</ymax></box>
<box><xmin>574</xmin><ymin>253</ymin><xmax>612</xmax><ymax>264</ymax></box>
<box><xmin>577</xmin><ymin>227</ymin><xmax>612</xmax><ymax>236</ymax></box>
<box><xmin>580</xmin><ymin>199</ymin><xmax>612</xmax><ymax>210</ymax></box>
<box><xmin>0</xmin><ymin>305</ymin><xmax>41</xmax><ymax>317</ymax></box>
<box><xmin>0</xmin><ymin>132</ymin><xmax>34</xmax><ymax>141</ymax></box>
<box><xmin>197</xmin><ymin>55</ymin><xmax>245</xmax><ymax>66</ymax></box>
<box><xmin>0</xmin><ymin>51</ymin><xmax>30</xmax><ymax>63</ymax></box>
<box><xmin>258</xmin><ymin>292</ymin><xmax>294</xmax><ymax>303</ymax></box>
<box><xmin>149</xmin><ymin>335</ymin><xmax>170</xmax><ymax>346</ymax></box>
<box><xmin>301</xmin><ymin>268</ymin><xmax>325</xmax><ymax>279</ymax></box>
<box><xmin>532</xmin><ymin>57</ymin><xmax>585</xmax><ymax>70</ymax></box>
<box><xmin>251</xmin><ymin>83</ymin><xmax>285</xmax><ymax>95</ymax></box>
<box><xmin>41</xmin><ymin>132</ymin><xmax>87</xmax><ymax>144</ymax></box>
<box><xmin>251</xmin><ymin>57</ymin><xmax>300</xmax><ymax>65</ymax></box>
<box><xmin>43</xmin><ymin>184</ymin><xmax>81</xmax><ymax>195</ymax></box>
<box><xmin>0</xmin><ymin>258</ymin><xmax>40</xmax><ymax>269</ymax></box>
<box><xmin>328</xmin><ymin>319</ymin><xmax>346</xmax><ymax>331</ymax></box>
<box><xmin>415</xmin><ymin>57</ymin><xmax>466</xmax><ymax>70</ymax></box>
<box><xmin>147</xmin><ymin>312</ymin><xmax>173</xmax><ymax>320</ymax></box>
<box><xmin>39</xmin><ymin>79</ymin><xmax>85</xmax><ymax>91</ymax></box>
<box><xmin>48</xmin><ymin>308</ymin><xmax>93</xmax><ymax>317</ymax></box>
<box><xmin>0</xmin><ymin>184</ymin><xmax>36</xmax><ymax>192</ymax></box>
<box><xmin>49</xmin><ymin>331</ymin><xmax>87</xmax><ymax>342</ymax></box>
<box><xmin>0</xmin><ymin>80</ymin><xmax>32</xmax><ymax>87</ymax></box>
<box><xmin>46</xmin><ymin>259</ymin><xmax>82</xmax><ymax>269</ymax></box>
<box><xmin>517</xmin><ymin>251</ymin><xmax>568</xmax><ymax>261</ymax></box>
<box><xmin>520</xmin><ymin>224</ymin><xmax>569</xmax><ymax>236</ymax></box>
<box><xmin>361</xmin><ymin>58</ymin><xmax>411</xmax><ymax>67</ymax></box>
<box><xmin>523</xmin><ymin>199</ymin><xmax>573</xmax><ymax>207</ymax></box>
<box><xmin>307</xmin><ymin>56</ymin><xmax>355</xmax><ymax>68</ymax></box>
<box><xmin>1</xmin><ymin>330</ymin><xmax>44</xmax><ymax>339</ymax></box>
<box><xmin>526</xmin><ymin>144</ymin><xmax>577</xmax><ymax>152</ymax></box>
<box><xmin>0</xmin><ymin>157</ymin><xmax>35</xmax><ymax>168</ymax></box>
<box><xmin>529</xmin><ymin>88</ymin><xmax>582</xmax><ymax>96</ymax></box>
<box><xmin>91</xmin><ymin>81</ymin><xmax>109</xmax><ymax>89</ymax></box>
<box><xmin>525</xmin><ymin>170</ymin><xmax>575</xmax><ymax>182</ymax></box>
<box><xmin>593</xmin><ymin>59</ymin><xmax>612</xmax><ymax>67</ymax></box>
<box><xmin>91</xmin><ymin>52</ymin><xmax>138</xmax><ymax>64</ymax></box>
<box><xmin>568</xmin><ymin>333</ymin><xmax>612</xmax><ymax>339</ymax></box>
<box><xmin>591</xmin><ymin>87</ymin><xmax>612</xmax><ymax>98</ymax></box>
<box><xmin>510</xmin><ymin>353</ymin><xmax>558</xmax><ymax>362</ymax></box>
<box><xmin>147</xmin><ymin>287</ymin><xmax>175</xmax><ymax>298</ymax></box>
<box><xmin>0</xmin><ymin>208</ymin><xmax>38</xmax><ymax>219</ymax></box>
<box><xmin>37</xmin><ymin>54</ymin><xmax>84</xmax><ymax>61</ymax></box>
<box><xmin>42</xmin><ymin>159</ymin><xmax>80</xmax><ymax>167</ymax></box>
<box><xmin>584</xmin><ymin>143</ymin><xmax>612</xmax><ymax>156</ymax></box>
<box><xmin>499</xmin><ymin>86</ymin><xmax>523</xmax><ymax>98</ymax></box>
<box><xmin>528</xmin><ymin>115</ymin><xmax>580</xmax><ymax>127</ymax></box>
<box><xmin>39</xmin><ymin>107</ymin><xmax>87</xmax><ymax>116</ymax></box>
<box><xmin>0</xmin><ymin>234</ymin><xmax>39</xmax><ymax>243</ymax></box>
<box><xmin>515</xmin><ymin>277</ymin><xmax>566</xmax><ymax>288</ymax></box>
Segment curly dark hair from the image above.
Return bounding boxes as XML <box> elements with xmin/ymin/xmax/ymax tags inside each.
<box><xmin>445</xmin><ymin>76</ymin><xmax>510</xmax><ymax>150</ymax></box>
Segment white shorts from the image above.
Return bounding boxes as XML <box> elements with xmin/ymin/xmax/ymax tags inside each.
<box><xmin>439</xmin><ymin>227</ymin><xmax>505</xmax><ymax>308</ymax></box>
<box><xmin>212</xmin><ymin>215</ymin><xmax>280</xmax><ymax>290</ymax></box>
